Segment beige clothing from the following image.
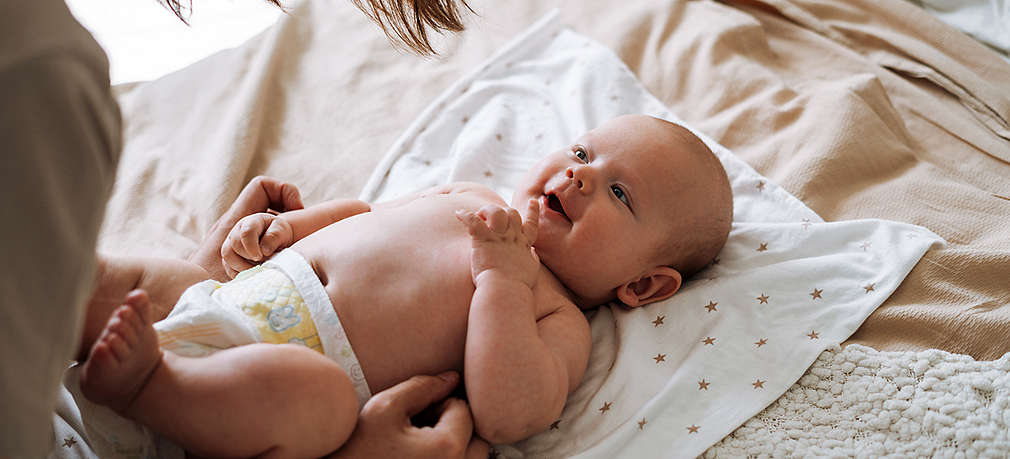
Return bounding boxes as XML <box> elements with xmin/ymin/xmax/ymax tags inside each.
<box><xmin>0</xmin><ymin>0</ymin><xmax>121</xmax><ymax>456</ymax></box>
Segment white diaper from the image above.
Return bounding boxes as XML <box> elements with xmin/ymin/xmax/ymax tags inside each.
<box><xmin>156</xmin><ymin>248</ymin><xmax>372</xmax><ymax>406</ymax></box>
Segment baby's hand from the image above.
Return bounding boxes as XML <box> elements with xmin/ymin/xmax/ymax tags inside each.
<box><xmin>220</xmin><ymin>212</ymin><xmax>293</xmax><ymax>278</ymax></box>
<box><xmin>455</xmin><ymin>200</ymin><xmax>540</xmax><ymax>289</ymax></box>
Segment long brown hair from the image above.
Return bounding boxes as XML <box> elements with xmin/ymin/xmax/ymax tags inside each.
<box><xmin>352</xmin><ymin>0</ymin><xmax>472</xmax><ymax>55</ymax></box>
<box><xmin>159</xmin><ymin>0</ymin><xmax>470</xmax><ymax>55</ymax></box>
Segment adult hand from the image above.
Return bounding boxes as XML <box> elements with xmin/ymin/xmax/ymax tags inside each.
<box><xmin>188</xmin><ymin>176</ymin><xmax>303</xmax><ymax>281</ymax></box>
<box><xmin>329</xmin><ymin>372</ymin><xmax>490</xmax><ymax>459</ymax></box>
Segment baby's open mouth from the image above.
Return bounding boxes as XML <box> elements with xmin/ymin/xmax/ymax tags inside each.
<box><xmin>546</xmin><ymin>193</ymin><xmax>570</xmax><ymax>221</ymax></box>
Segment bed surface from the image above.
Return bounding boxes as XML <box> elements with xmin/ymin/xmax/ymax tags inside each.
<box><xmin>104</xmin><ymin>0</ymin><xmax>1010</xmax><ymax>361</ymax></box>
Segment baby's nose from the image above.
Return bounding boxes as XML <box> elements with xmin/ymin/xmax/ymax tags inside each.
<box><xmin>566</xmin><ymin>167</ymin><xmax>592</xmax><ymax>193</ymax></box>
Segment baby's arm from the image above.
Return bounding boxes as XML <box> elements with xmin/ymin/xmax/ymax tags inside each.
<box><xmin>221</xmin><ymin>198</ymin><xmax>370</xmax><ymax>277</ymax></box>
<box><xmin>456</xmin><ymin>202</ymin><xmax>591</xmax><ymax>444</ymax></box>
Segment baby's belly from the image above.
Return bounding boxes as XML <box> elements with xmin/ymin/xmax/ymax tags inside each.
<box><xmin>292</xmin><ymin>209</ymin><xmax>477</xmax><ymax>393</ymax></box>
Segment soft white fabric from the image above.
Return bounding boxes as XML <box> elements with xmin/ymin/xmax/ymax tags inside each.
<box><xmin>361</xmin><ymin>12</ymin><xmax>944</xmax><ymax>457</ymax></box>
<box><xmin>705</xmin><ymin>344</ymin><xmax>1010</xmax><ymax>457</ymax></box>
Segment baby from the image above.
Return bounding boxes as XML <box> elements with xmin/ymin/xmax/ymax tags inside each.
<box><xmin>79</xmin><ymin>114</ymin><xmax>733</xmax><ymax>457</ymax></box>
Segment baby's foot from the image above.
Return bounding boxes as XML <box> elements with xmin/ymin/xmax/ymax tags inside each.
<box><xmin>80</xmin><ymin>289</ymin><xmax>162</xmax><ymax>413</ymax></box>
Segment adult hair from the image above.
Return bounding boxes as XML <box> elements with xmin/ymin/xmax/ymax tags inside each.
<box><xmin>158</xmin><ymin>0</ymin><xmax>283</xmax><ymax>26</ymax></box>
<box><xmin>352</xmin><ymin>0</ymin><xmax>472</xmax><ymax>55</ymax></box>
<box><xmin>159</xmin><ymin>0</ymin><xmax>471</xmax><ymax>55</ymax></box>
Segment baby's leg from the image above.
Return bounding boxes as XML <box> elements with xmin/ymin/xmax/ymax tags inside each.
<box><xmin>78</xmin><ymin>255</ymin><xmax>209</xmax><ymax>360</ymax></box>
<box><xmin>81</xmin><ymin>292</ymin><xmax>360</xmax><ymax>458</ymax></box>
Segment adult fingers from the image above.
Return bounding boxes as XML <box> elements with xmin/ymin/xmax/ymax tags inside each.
<box><xmin>428</xmin><ymin>398</ymin><xmax>474</xmax><ymax>457</ymax></box>
<box><xmin>239</xmin><ymin>176</ymin><xmax>304</xmax><ymax>214</ymax></box>
<box><xmin>366</xmin><ymin>372</ymin><xmax>461</xmax><ymax>419</ymax></box>
<box><xmin>522</xmin><ymin>199</ymin><xmax>539</xmax><ymax>244</ymax></box>
<box><xmin>464</xmin><ymin>437</ymin><xmax>491</xmax><ymax>459</ymax></box>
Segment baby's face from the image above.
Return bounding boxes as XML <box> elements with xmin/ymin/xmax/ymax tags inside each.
<box><xmin>513</xmin><ymin>115</ymin><xmax>696</xmax><ymax>306</ymax></box>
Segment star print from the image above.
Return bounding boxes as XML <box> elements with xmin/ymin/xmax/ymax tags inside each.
<box><xmin>860</xmin><ymin>241</ymin><xmax>872</xmax><ymax>251</ymax></box>
<box><xmin>807</xmin><ymin>330</ymin><xmax>820</xmax><ymax>340</ymax></box>
<box><xmin>755</xmin><ymin>338</ymin><xmax>767</xmax><ymax>347</ymax></box>
<box><xmin>550</xmin><ymin>420</ymin><xmax>561</xmax><ymax>430</ymax></box>
<box><xmin>687</xmin><ymin>425</ymin><xmax>700</xmax><ymax>434</ymax></box>
<box><xmin>483</xmin><ymin>170</ymin><xmax>493</xmax><ymax>178</ymax></box>
<box><xmin>652</xmin><ymin>315</ymin><xmax>665</xmax><ymax>327</ymax></box>
<box><xmin>810</xmin><ymin>288</ymin><xmax>823</xmax><ymax>300</ymax></box>
<box><xmin>62</xmin><ymin>437</ymin><xmax>77</xmax><ymax>448</ymax></box>
<box><xmin>653</xmin><ymin>353</ymin><xmax>666</xmax><ymax>364</ymax></box>
<box><xmin>610</xmin><ymin>95</ymin><xmax>619</xmax><ymax>101</ymax></box>
<box><xmin>702</xmin><ymin>336</ymin><xmax>716</xmax><ymax>345</ymax></box>
<box><xmin>756</xmin><ymin>294</ymin><xmax>769</xmax><ymax>304</ymax></box>
<box><xmin>423</xmin><ymin>160</ymin><xmax>431</xmax><ymax>166</ymax></box>
<box><xmin>462</xmin><ymin>116</ymin><xmax>469</xmax><ymax>123</ymax></box>
<box><xmin>756</xmin><ymin>181</ymin><xmax>766</xmax><ymax>192</ymax></box>
<box><xmin>864</xmin><ymin>283</ymin><xmax>876</xmax><ymax>293</ymax></box>
<box><xmin>801</xmin><ymin>218</ymin><xmax>812</xmax><ymax>230</ymax></box>
<box><xmin>752</xmin><ymin>379</ymin><xmax>766</xmax><ymax>389</ymax></box>
<box><xmin>599</xmin><ymin>402</ymin><xmax>612</xmax><ymax>413</ymax></box>
<box><xmin>698</xmin><ymin>379</ymin><xmax>710</xmax><ymax>390</ymax></box>
<box><xmin>638</xmin><ymin>418</ymin><xmax>647</xmax><ymax>430</ymax></box>
<box><xmin>705</xmin><ymin>301</ymin><xmax>718</xmax><ymax>312</ymax></box>
<box><xmin>757</xmin><ymin>242</ymin><xmax>768</xmax><ymax>252</ymax></box>
<box><xmin>496</xmin><ymin>133</ymin><xmax>503</xmax><ymax>141</ymax></box>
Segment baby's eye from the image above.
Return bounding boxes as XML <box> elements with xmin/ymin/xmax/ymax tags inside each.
<box><xmin>611</xmin><ymin>185</ymin><xmax>629</xmax><ymax>206</ymax></box>
<box><xmin>573</xmin><ymin>147</ymin><xmax>589</xmax><ymax>163</ymax></box>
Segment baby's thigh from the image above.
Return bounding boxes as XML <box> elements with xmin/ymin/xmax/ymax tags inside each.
<box><xmin>222</xmin><ymin>344</ymin><xmax>360</xmax><ymax>455</ymax></box>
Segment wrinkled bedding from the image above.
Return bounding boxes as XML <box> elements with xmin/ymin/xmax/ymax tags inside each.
<box><xmin>76</xmin><ymin>0</ymin><xmax>1010</xmax><ymax>455</ymax></box>
<box><xmin>104</xmin><ymin>0</ymin><xmax>1010</xmax><ymax>361</ymax></box>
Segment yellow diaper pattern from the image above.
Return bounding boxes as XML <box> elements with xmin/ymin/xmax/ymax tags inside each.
<box><xmin>213</xmin><ymin>265</ymin><xmax>324</xmax><ymax>354</ymax></box>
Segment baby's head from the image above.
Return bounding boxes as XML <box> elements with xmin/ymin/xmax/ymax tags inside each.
<box><xmin>513</xmin><ymin>115</ymin><xmax>733</xmax><ymax>308</ymax></box>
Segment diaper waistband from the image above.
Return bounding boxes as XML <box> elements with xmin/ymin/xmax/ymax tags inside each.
<box><xmin>264</xmin><ymin>249</ymin><xmax>371</xmax><ymax>406</ymax></box>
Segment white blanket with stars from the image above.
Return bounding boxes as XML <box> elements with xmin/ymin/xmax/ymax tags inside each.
<box><xmin>360</xmin><ymin>12</ymin><xmax>943</xmax><ymax>458</ymax></box>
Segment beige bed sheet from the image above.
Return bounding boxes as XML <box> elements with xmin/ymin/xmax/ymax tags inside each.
<box><xmin>103</xmin><ymin>0</ymin><xmax>1010</xmax><ymax>360</ymax></box>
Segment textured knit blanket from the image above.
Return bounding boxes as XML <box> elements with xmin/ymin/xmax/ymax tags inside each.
<box><xmin>705</xmin><ymin>344</ymin><xmax>1010</xmax><ymax>457</ymax></box>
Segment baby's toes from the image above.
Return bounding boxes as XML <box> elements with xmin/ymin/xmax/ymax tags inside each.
<box><xmin>110</xmin><ymin>306</ymin><xmax>141</xmax><ymax>346</ymax></box>
<box><xmin>103</xmin><ymin>331</ymin><xmax>131</xmax><ymax>362</ymax></box>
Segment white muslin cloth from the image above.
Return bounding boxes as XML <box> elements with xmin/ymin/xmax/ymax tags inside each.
<box><xmin>360</xmin><ymin>11</ymin><xmax>944</xmax><ymax>458</ymax></box>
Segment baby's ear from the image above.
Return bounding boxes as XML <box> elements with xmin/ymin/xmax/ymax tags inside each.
<box><xmin>616</xmin><ymin>266</ymin><xmax>682</xmax><ymax>308</ymax></box>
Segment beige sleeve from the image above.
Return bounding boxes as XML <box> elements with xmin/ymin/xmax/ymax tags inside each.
<box><xmin>0</xmin><ymin>49</ymin><xmax>121</xmax><ymax>456</ymax></box>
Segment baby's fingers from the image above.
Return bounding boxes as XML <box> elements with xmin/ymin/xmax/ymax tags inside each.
<box><xmin>221</xmin><ymin>248</ymin><xmax>254</xmax><ymax>279</ymax></box>
<box><xmin>455</xmin><ymin>209</ymin><xmax>494</xmax><ymax>240</ymax></box>
<box><xmin>260</xmin><ymin>218</ymin><xmax>292</xmax><ymax>257</ymax></box>
<box><xmin>476</xmin><ymin>205</ymin><xmax>509</xmax><ymax>234</ymax></box>
<box><xmin>506</xmin><ymin>207</ymin><xmax>524</xmax><ymax>240</ymax></box>
<box><xmin>522</xmin><ymin>199</ymin><xmax>539</xmax><ymax>244</ymax></box>
<box><xmin>238</xmin><ymin>215</ymin><xmax>271</xmax><ymax>261</ymax></box>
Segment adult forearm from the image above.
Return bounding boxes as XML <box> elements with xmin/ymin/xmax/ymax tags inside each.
<box><xmin>464</xmin><ymin>274</ymin><xmax>566</xmax><ymax>444</ymax></box>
